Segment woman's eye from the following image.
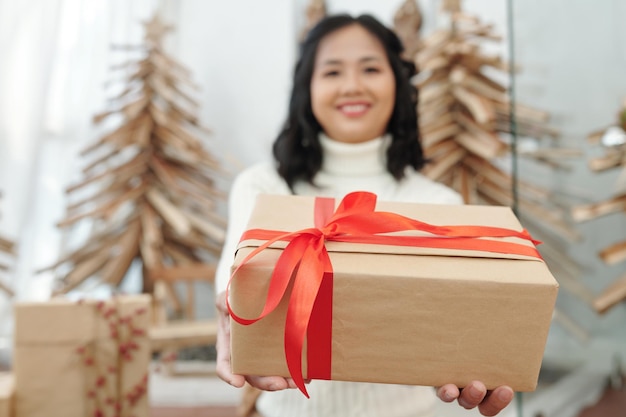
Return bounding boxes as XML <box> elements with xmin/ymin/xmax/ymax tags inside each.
<box><xmin>323</xmin><ymin>70</ymin><xmax>340</xmax><ymax>77</ymax></box>
<box><xmin>364</xmin><ymin>67</ymin><xmax>380</xmax><ymax>73</ymax></box>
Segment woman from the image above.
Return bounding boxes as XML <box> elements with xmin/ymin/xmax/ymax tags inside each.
<box><xmin>215</xmin><ymin>14</ymin><xmax>514</xmax><ymax>417</ymax></box>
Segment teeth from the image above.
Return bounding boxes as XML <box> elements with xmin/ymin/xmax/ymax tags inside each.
<box><xmin>341</xmin><ymin>104</ymin><xmax>367</xmax><ymax>113</ymax></box>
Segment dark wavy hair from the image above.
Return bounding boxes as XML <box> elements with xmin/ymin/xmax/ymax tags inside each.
<box><xmin>272</xmin><ymin>14</ymin><xmax>425</xmax><ymax>190</ymax></box>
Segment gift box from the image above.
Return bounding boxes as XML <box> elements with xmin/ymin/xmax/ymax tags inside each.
<box><xmin>0</xmin><ymin>373</ymin><xmax>13</xmax><ymax>417</ymax></box>
<box><xmin>228</xmin><ymin>192</ymin><xmax>559</xmax><ymax>396</ymax></box>
<box><xmin>13</xmin><ymin>295</ymin><xmax>151</xmax><ymax>417</ymax></box>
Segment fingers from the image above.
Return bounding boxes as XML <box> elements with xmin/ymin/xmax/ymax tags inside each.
<box><xmin>246</xmin><ymin>375</ymin><xmax>293</xmax><ymax>391</ymax></box>
<box><xmin>478</xmin><ymin>386</ymin><xmax>514</xmax><ymax>417</ymax></box>
<box><xmin>457</xmin><ymin>380</ymin><xmax>487</xmax><ymax>409</ymax></box>
<box><xmin>436</xmin><ymin>384</ymin><xmax>460</xmax><ymax>403</ymax></box>
<box><xmin>437</xmin><ymin>382</ymin><xmax>486</xmax><ymax>408</ymax></box>
<box><xmin>444</xmin><ymin>381</ymin><xmax>513</xmax><ymax>416</ymax></box>
<box><xmin>214</xmin><ymin>291</ymin><xmax>295</xmax><ymax>393</ymax></box>
<box><xmin>215</xmin><ymin>336</ymin><xmax>245</xmax><ymax>387</ymax></box>
<box><xmin>215</xmin><ymin>291</ymin><xmax>245</xmax><ymax>387</ymax></box>
<box><xmin>215</xmin><ymin>290</ymin><xmax>228</xmax><ymax>314</ymax></box>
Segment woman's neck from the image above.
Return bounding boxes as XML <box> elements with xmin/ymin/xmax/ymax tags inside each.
<box><xmin>318</xmin><ymin>133</ymin><xmax>390</xmax><ymax>177</ymax></box>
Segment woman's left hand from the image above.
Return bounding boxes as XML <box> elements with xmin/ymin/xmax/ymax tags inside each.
<box><xmin>436</xmin><ymin>381</ymin><xmax>514</xmax><ymax>416</ymax></box>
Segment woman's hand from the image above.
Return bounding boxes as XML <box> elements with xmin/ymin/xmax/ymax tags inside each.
<box><xmin>436</xmin><ymin>381</ymin><xmax>514</xmax><ymax>416</ymax></box>
<box><xmin>215</xmin><ymin>291</ymin><xmax>297</xmax><ymax>391</ymax></box>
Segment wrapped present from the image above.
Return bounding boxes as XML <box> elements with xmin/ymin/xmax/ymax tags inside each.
<box><xmin>0</xmin><ymin>373</ymin><xmax>13</xmax><ymax>417</ymax></box>
<box><xmin>228</xmin><ymin>192</ymin><xmax>559</xmax><ymax>397</ymax></box>
<box><xmin>13</xmin><ymin>295</ymin><xmax>151</xmax><ymax>417</ymax></box>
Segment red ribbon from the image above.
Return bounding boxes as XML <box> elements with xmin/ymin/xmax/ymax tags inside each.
<box><xmin>227</xmin><ymin>192</ymin><xmax>542</xmax><ymax>397</ymax></box>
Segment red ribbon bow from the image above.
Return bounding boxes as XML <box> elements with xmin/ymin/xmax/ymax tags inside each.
<box><xmin>227</xmin><ymin>191</ymin><xmax>541</xmax><ymax>397</ymax></box>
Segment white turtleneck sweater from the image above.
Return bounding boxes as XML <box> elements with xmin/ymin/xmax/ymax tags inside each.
<box><xmin>215</xmin><ymin>134</ymin><xmax>462</xmax><ymax>417</ymax></box>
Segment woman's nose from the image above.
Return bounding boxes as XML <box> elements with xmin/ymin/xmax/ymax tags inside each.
<box><xmin>340</xmin><ymin>71</ymin><xmax>364</xmax><ymax>95</ymax></box>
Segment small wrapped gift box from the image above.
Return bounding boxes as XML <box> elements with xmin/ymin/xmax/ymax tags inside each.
<box><xmin>0</xmin><ymin>373</ymin><xmax>13</xmax><ymax>417</ymax></box>
<box><xmin>228</xmin><ymin>192</ymin><xmax>559</xmax><ymax>396</ymax></box>
<box><xmin>13</xmin><ymin>295</ymin><xmax>151</xmax><ymax>417</ymax></box>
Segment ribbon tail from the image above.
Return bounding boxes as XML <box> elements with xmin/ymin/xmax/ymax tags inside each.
<box><xmin>284</xmin><ymin>237</ymin><xmax>326</xmax><ymax>397</ymax></box>
<box><xmin>227</xmin><ymin>231</ymin><xmax>312</xmax><ymax>325</ymax></box>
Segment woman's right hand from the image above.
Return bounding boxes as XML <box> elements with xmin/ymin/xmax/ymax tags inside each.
<box><xmin>215</xmin><ymin>290</ymin><xmax>297</xmax><ymax>391</ymax></box>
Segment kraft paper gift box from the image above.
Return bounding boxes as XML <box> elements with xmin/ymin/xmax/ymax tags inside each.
<box><xmin>228</xmin><ymin>192</ymin><xmax>559</xmax><ymax>395</ymax></box>
<box><xmin>0</xmin><ymin>373</ymin><xmax>13</xmax><ymax>417</ymax></box>
<box><xmin>13</xmin><ymin>295</ymin><xmax>151</xmax><ymax>417</ymax></box>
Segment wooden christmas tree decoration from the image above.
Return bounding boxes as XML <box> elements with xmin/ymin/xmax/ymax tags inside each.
<box><xmin>572</xmin><ymin>101</ymin><xmax>626</xmax><ymax>314</ymax></box>
<box><xmin>414</xmin><ymin>6</ymin><xmax>576</xmax><ymax>237</ymax></box>
<box><xmin>401</xmin><ymin>2</ymin><xmax>592</xmax><ymax>339</ymax></box>
<box><xmin>393</xmin><ymin>0</ymin><xmax>423</xmax><ymax>60</ymax></box>
<box><xmin>300</xmin><ymin>0</ymin><xmax>327</xmax><ymax>40</ymax></box>
<box><xmin>441</xmin><ymin>0</ymin><xmax>462</xmax><ymax>14</ymax></box>
<box><xmin>40</xmin><ymin>15</ymin><xmax>228</xmax><ymax>319</ymax></box>
<box><xmin>0</xmin><ymin>194</ymin><xmax>15</xmax><ymax>297</ymax></box>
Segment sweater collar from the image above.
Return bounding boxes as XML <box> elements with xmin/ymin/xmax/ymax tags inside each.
<box><xmin>318</xmin><ymin>133</ymin><xmax>391</xmax><ymax>176</ymax></box>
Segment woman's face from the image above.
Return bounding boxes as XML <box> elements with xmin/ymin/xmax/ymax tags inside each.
<box><xmin>310</xmin><ymin>24</ymin><xmax>396</xmax><ymax>144</ymax></box>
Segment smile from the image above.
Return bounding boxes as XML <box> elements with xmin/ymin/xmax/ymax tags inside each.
<box><xmin>338</xmin><ymin>103</ymin><xmax>370</xmax><ymax>116</ymax></box>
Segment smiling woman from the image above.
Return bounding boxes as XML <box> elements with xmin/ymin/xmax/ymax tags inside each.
<box><xmin>214</xmin><ymin>13</ymin><xmax>514</xmax><ymax>417</ymax></box>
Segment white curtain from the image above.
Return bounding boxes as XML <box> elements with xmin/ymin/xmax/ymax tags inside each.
<box><xmin>0</xmin><ymin>0</ymin><xmax>179</xmax><ymax>363</ymax></box>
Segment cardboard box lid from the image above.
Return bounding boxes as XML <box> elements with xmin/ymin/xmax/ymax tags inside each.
<box><xmin>237</xmin><ymin>193</ymin><xmax>545</xmax><ymax>262</ymax></box>
<box><xmin>14</xmin><ymin>295</ymin><xmax>151</xmax><ymax>345</ymax></box>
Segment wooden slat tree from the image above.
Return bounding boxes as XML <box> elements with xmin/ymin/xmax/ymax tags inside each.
<box><xmin>572</xmin><ymin>103</ymin><xmax>626</xmax><ymax>314</ymax></box>
<box><xmin>300</xmin><ymin>0</ymin><xmax>327</xmax><ymax>40</ymax></box>
<box><xmin>0</xmin><ymin>194</ymin><xmax>16</xmax><ymax>297</ymax></box>
<box><xmin>402</xmin><ymin>0</ymin><xmax>592</xmax><ymax>339</ymax></box>
<box><xmin>393</xmin><ymin>0</ymin><xmax>423</xmax><ymax>61</ymax></box>
<box><xmin>414</xmin><ymin>3</ymin><xmax>580</xmax><ymax>238</ymax></box>
<box><xmin>41</xmin><ymin>15</ymin><xmax>228</xmax><ymax>316</ymax></box>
